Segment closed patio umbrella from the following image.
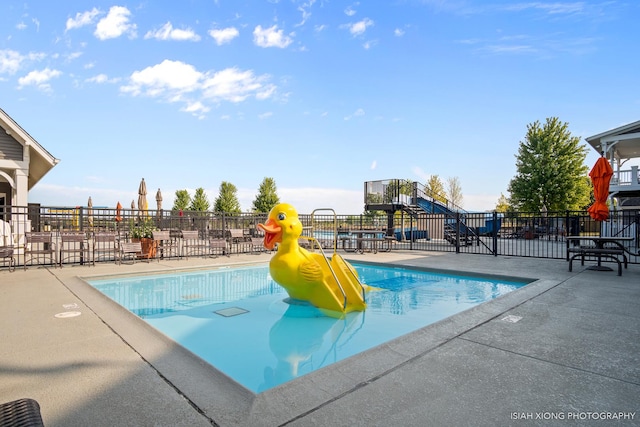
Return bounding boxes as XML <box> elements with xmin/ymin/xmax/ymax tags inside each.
<box><xmin>155</xmin><ymin>188</ymin><xmax>163</xmax><ymax>220</ymax></box>
<box><xmin>138</xmin><ymin>178</ymin><xmax>148</xmax><ymax>219</ymax></box>
<box><xmin>87</xmin><ymin>196</ymin><xmax>94</xmax><ymax>228</ymax></box>
<box><xmin>115</xmin><ymin>201</ymin><xmax>123</xmax><ymax>222</ymax></box>
<box><xmin>587</xmin><ymin>156</ymin><xmax>613</xmax><ymax>221</ymax></box>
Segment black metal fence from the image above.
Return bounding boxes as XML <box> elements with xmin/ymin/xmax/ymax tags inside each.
<box><xmin>1</xmin><ymin>204</ymin><xmax>639</xmax><ymax>266</ymax></box>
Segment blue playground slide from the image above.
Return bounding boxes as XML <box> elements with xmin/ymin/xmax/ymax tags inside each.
<box><xmin>415</xmin><ymin>197</ymin><xmax>502</xmax><ymax>236</ymax></box>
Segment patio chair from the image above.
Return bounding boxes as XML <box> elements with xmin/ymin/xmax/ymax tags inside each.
<box><xmin>0</xmin><ymin>245</ymin><xmax>15</xmax><ymax>272</ymax></box>
<box><xmin>119</xmin><ymin>241</ymin><xmax>150</xmax><ymax>264</ymax></box>
<box><xmin>181</xmin><ymin>230</ymin><xmax>209</xmax><ymax>259</ymax></box>
<box><xmin>59</xmin><ymin>231</ymin><xmax>89</xmax><ymax>267</ymax></box>
<box><xmin>92</xmin><ymin>231</ymin><xmax>118</xmax><ymax>265</ymax></box>
<box><xmin>153</xmin><ymin>230</ymin><xmax>179</xmax><ymax>261</ymax></box>
<box><xmin>210</xmin><ymin>238</ymin><xmax>230</xmax><ymax>257</ymax></box>
<box><xmin>0</xmin><ymin>397</ymin><xmax>44</xmax><ymax>427</ymax></box>
<box><xmin>228</xmin><ymin>228</ymin><xmax>247</xmax><ymax>243</ymax></box>
<box><xmin>249</xmin><ymin>237</ymin><xmax>266</xmax><ymax>254</ymax></box>
<box><xmin>24</xmin><ymin>232</ymin><xmax>56</xmax><ymax>270</ymax></box>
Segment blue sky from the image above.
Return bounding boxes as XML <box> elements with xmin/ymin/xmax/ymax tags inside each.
<box><xmin>1</xmin><ymin>0</ymin><xmax>639</xmax><ymax>213</ymax></box>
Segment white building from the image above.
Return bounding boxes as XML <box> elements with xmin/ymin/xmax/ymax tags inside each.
<box><xmin>585</xmin><ymin>119</ymin><xmax>640</xmax><ymax>210</ymax></box>
<box><xmin>0</xmin><ymin>108</ymin><xmax>59</xmax><ymax>208</ymax></box>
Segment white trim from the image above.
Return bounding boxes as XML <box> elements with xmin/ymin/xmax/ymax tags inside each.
<box><xmin>601</xmin><ymin>132</ymin><xmax>640</xmax><ymax>144</ymax></box>
<box><xmin>0</xmin><ymin>170</ymin><xmax>15</xmax><ymax>188</ymax></box>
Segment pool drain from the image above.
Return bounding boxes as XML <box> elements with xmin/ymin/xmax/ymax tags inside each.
<box><xmin>214</xmin><ymin>307</ymin><xmax>249</xmax><ymax>317</ymax></box>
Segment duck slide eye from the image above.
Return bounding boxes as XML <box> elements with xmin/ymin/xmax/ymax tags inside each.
<box><xmin>278</xmin><ymin>213</ymin><xmax>286</xmax><ymax>220</ymax></box>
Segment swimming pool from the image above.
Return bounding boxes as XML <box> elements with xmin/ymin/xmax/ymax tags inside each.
<box><xmin>88</xmin><ymin>263</ymin><xmax>528</xmax><ymax>393</ymax></box>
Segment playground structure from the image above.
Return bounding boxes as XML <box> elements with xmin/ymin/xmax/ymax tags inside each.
<box><xmin>364</xmin><ymin>179</ymin><xmax>502</xmax><ymax>245</ymax></box>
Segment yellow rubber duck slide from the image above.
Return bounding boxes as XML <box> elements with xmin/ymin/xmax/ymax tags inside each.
<box><xmin>257</xmin><ymin>203</ymin><xmax>370</xmax><ymax>317</ymax></box>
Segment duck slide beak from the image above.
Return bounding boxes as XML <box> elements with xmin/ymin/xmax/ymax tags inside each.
<box><xmin>257</xmin><ymin>219</ymin><xmax>282</xmax><ymax>250</ymax></box>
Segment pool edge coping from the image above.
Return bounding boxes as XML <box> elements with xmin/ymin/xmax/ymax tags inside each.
<box><xmin>59</xmin><ymin>259</ymin><xmax>561</xmax><ymax>427</ymax></box>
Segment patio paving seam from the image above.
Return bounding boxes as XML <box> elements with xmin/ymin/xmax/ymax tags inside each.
<box><xmin>48</xmin><ymin>268</ymin><xmax>221</xmax><ymax>427</ymax></box>
<box><xmin>276</xmin><ymin>279</ymin><xmax>576</xmax><ymax>426</ymax></box>
<box><xmin>456</xmin><ymin>336</ymin><xmax>640</xmax><ymax>387</ymax></box>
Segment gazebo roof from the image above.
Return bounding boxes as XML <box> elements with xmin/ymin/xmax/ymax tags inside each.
<box><xmin>585</xmin><ymin>120</ymin><xmax>640</xmax><ymax>161</ymax></box>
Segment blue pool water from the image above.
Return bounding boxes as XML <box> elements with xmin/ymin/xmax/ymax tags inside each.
<box><xmin>88</xmin><ymin>263</ymin><xmax>528</xmax><ymax>393</ymax></box>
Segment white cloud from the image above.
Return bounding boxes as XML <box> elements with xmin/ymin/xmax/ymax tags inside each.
<box><xmin>66</xmin><ymin>52</ymin><xmax>83</xmax><ymax>61</ymax></box>
<box><xmin>66</xmin><ymin>8</ymin><xmax>101</xmax><ymax>31</ymax></box>
<box><xmin>346</xmin><ymin>18</ymin><xmax>373</xmax><ymax>36</ymax></box>
<box><xmin>95</xmin><ymin>6</ymin><xmax>137</xmax><ymax>40</ymax></box>
<box><xmin>370</xmin><ymin>160</ymin><xmax>377</xmax><ymax>170</ymax></box>
<box><xmin>145</xmin><ymin>22</ymin><xmax>201</xmax><ymax>41</ymax></box>
<box><xmin>202</xmin><ymin>67</ymin><xmax>273</xmax><ymax>103</ymax></box>
<box><xmin>258</xmin><ymin>111</ymin><xmax>273</xmax><ymax>119</ymax></box>
<box><xmin>394</xmin><ymin>28</ymin><xmax>405</xmax><ymax>37</ymax></box>
<box><xmin>16</xmin><ymin>22</ymin><xmax>27</xmax><ymax>31</ymax></box>
<box><xmin>0</xmin><ymin>49</ymin><xmax>24</xmax><ymax>74</ymax></box>
<box><xmin>86</xmin><ymin>73</ymin><xmax>119</xmax><ymax>84</ymax></box>
<box><xmin>344</xmin><ymin>7</ymin><xmax>357</xmax><ymax>17</ymax></box>
<box><xmin>17</xmin><ymin>68</ymin><xmax>62</xmax><ymax>91</ymax></box>
<box><xmin>363</xmin><ymin>40</ymin><xmax>377</xmax><ymax>50</ymax></box>
<box><xmin>181</xmin><ymin>101</ymin><xmax>210</xmax><ymax>118</ymax></box>
<box><xmin>344</xmin><ymin>108</ymin><xmax>365</xmax><ymax>120</ymax></box>
<box><xmin>119</xmin><ymin>60</ymin><xmax>276</xmax><ymax>115</ymax></box>
<box><xmin>296</xmin><ymin>0</ymin><xmax>316</xmax><ymax>26</ymax></box>
<box><xmin>0</xmin><ymin>50</ymin><xmax>46</xmax><ymax>75</ymax></box>
<box><xmin>253</xmin><ymin>25</ymin><xmax>293</xmax><ymax>48</ymax></box>
<box><xmin>208</xmin><ymin>27</ymin><xmax>239</xmax><ymax>45</ymax></box>
<box><xmin>121</xmin><ymin>60</ymin><xmax>202</xmax><ymax>96</ymax></box>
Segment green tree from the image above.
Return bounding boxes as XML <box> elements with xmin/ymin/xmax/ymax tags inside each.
<box><xmin>214</xmin><ymin>181</ymin><xmax>242</xmax><ymax>213</ymax></box>
<box><xmin>172</xmin><ymin>189</ymin><xmax>191</xmax><ymax>212</ymax></box>
<box><xmin>446</xmin><ymin>176</ymin><xmax>463</xmax><ymax>208</ymax></box>
<box><xmin>252</xmin><ymin>177</ymin><xmax>280</xmax><ymax>212</ymax></box>
<box><xmin>425</xmin><ymin>175</ymin><xmax>447</xmax><ymax>204</ymax></box>
<box><xmin>189</xmin><ymin>187</ymin><xmax>210</xmax><ymax>211</ymax></box>
<box><xmin>508</xmin><ymin>117</ymin><xmax>590</xmax><ymax>211</ymax></box>
<box><xmin>495</xmin><ymin>193</ymin><xmax>511</xmax><ymax>212</ymax></box>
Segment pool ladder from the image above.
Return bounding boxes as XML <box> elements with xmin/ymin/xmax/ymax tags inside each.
<box><xmin>299</xmin><ymin>208</ymin><xmax>367</xmax><ymax>311</ymax></box>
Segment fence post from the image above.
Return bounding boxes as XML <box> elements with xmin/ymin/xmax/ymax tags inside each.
<box><xmin>492</xmin><ymin>211</ymin><xmax>498</xmax><ymax>256</ymax></box>
<box><xmin>565</xmin><ymin>210</ymin><xmax>570</xmax><ymax>260</ymax></box>
<box><xmin>455</xmin><ymin>212</ymin><xmax>461</xmax><ymax>253</ymax></box>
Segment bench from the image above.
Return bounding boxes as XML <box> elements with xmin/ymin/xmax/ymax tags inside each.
<box><xmin>567</xmin><ymin>246</ymin><xmax>626</xmax><ymax>276</ymax></box>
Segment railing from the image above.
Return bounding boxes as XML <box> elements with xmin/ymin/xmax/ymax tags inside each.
<box><xmin>611</xmin><ymin>167</ymin><xmax>640</xmax><ymax>189</ymax></box>
<box><xmin>2</xmin><ymin>204</ymin><xmax>640</xmax><ymax>268</ymax></box>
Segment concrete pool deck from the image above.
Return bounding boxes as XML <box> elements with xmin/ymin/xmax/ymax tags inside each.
<box><xmin>1</xmin><ymin>251</ymin><xmax>638</xmax><ymax>426</ymax></box>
